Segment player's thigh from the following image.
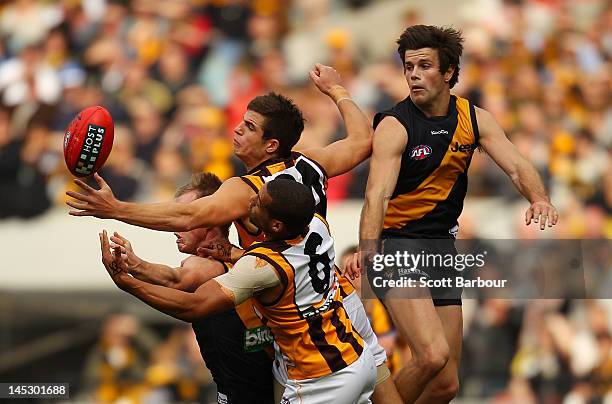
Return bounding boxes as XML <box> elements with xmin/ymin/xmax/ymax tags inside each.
<box><xmin>343</xmin><ymin>292</ymin><xmax>387</xmax><ymax>366</ymax></box>
<box><xmin>383</xmin><ymin>295</ymin><xmax>447</xmax><ymax>356</ymax></box>
<box><xmin>281</xmin><ymin>351</ymin><xmax>376</xmax><ymax>404</ymax></box>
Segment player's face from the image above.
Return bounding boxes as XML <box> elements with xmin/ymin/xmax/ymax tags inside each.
<box><xmin>174</xmin><ymin>191</ymin><xmax>208</xmax><ymax>254</ymax></box>
<box><xmin>403</xmin><ymin>48</ymin><xmax>449</xmax><ymax>107</ymax></box>
<box><xmin>248</xmin><ymin>185</ymin><xmax>274</xmax><ymax>234</ymax></box>
<box><xmin>233</xmin><ymin>110</ymin><xmax>269</xmax><ymax>163</ymax></box>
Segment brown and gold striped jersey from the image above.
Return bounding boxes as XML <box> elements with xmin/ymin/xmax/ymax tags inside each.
<box><xmin>244</xmin><ymin>214</ymin><xmax>364</xmax><ymax>380</ymax></box>
<box><xmin>236</xmin><ymin>152</ymin><xmax>355</xmax><ymax>296</ymax></box>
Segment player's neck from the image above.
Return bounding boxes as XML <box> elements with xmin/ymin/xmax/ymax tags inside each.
<box><xmin>244</xmin><ymin>154</ymin><xmax>282</xmax><ymax>172</ymax></box>
<box><xmin>413</xmin><ymin>91</ymin><xmax>451</xmax><ymax>118</ymax></box>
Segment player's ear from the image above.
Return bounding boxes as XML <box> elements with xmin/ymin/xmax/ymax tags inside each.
<box><xmin>443</xmin><ymin>66</ymin><xmax>455</xmax><ymax>84</ymax></box>
<box><xmin>265</xmin><ymin>138</ymin><xmax>280</xmax><ymax>155</ymax></box>
<box><xmin>269</xmin><ymin>219</ymin><xmax>283</xmax><ymax>234</ymax></box>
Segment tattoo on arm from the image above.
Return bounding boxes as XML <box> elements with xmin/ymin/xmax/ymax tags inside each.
<box><xmin>213</xmin><ymin>243</ymin><xmax>232</xmax><ymax>261</ymax></box>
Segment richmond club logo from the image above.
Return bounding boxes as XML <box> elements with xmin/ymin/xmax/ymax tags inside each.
<box><xmin>410</xmin><ymin>145</ymin><xmax>432</xmax><ymax>160</ymax></box>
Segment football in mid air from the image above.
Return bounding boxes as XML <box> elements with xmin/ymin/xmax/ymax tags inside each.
<box><xmin>63</xmin><ymin>106</ymin><xmax>114</xmax><ymax>177</ymax></box>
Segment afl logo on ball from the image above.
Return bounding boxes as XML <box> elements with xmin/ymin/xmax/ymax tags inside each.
<box><xmin>410</xmin><ymin>145</ymin><xmax>432</xmax><ymax>160</ymax></box>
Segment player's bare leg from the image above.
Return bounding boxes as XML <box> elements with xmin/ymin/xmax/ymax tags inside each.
<box><xmin>415</xmin><ymin>305</ymin><xmax>462</xmax><ymax>404</ymax></box>
<box><xmin>384</xmin><ymin>290</ymin><xmax>450</xmax><ymax>403</ymax></box>
<box><xmin>373</xmin><ymin>375</ymin><xmax>403</xmax><ymax>404</ymax></box>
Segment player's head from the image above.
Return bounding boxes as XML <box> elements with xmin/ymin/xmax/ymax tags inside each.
<box><xmin>233</xmin><ymin>93</ymin><xmax>304</xmax><ymax>164</ymax></box>
<box><xmin>248</xmin><ymin>178</ymin><xmax>315</xmax><ymax>240</ymax></box>
<box><xmin>174</xmin><ymin>172</ymin><xmax>230</xmax><ymax>254</ymax></box>
<box><xmin>397</xmin><ymin>25</ymin><xmax>463</xmax><ymax>105</ymax></box>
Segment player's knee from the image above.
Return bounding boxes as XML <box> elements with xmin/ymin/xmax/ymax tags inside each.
<box><xmin>429</xmin><ymin>376</ymin><xmax>459</xmax><ymax>403</ymax></box>
<box><xmin>414</xmin><ymin>340</ymin><xmax>449</xmax><ymax>377</ymax></box>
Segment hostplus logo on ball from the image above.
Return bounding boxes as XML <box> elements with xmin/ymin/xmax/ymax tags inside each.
<box><xmin>75</xmin><ymin>124</ymin><xmax>105</xmax><ymax>176</ymax></box>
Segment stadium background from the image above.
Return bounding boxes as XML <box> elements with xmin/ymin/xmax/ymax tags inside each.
<box><xmin>0</xmin><ymin>0</ymin><xmax>610</xmax><ymax>402</ymax></box>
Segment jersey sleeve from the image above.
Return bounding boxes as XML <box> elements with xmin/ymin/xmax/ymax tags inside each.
<box><xmin>214</xmin><ymin>255</ymin><xmax>281</xmax><ymax>305</ymax></box>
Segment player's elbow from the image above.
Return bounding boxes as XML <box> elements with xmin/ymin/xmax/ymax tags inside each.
<box><xmin>364</xmin><ymin>187</ymin><xmax>387</xmax><ymax>207</ymax></box>
<box><xmin>178</xmin><ymin>203</ymin><xmax>211</xmax><ymax>232</ymax></box>
<box><xmin>180</xmin><ymin>298</ymin><xmax>208</xmax><ymax>322</ymax></box>
<box><xmin>354</xmin><ymin>133</ymin><xmax>373</xmax><ymax>157</ymax></box>
<box><xmin>506</xmin><ymin>162</ymin><xmax>522</xmax><ymax>187</ymax></box>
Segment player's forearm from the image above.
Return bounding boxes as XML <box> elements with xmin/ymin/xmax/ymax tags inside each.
<box><xmin>512</xmin><ymin>159</ymin><xmax>550</xmax><ymax>204</ymax></box>
<box><xmin>359</xmin><ymin>195</ymin><xmax>386</xmax><ymax>246</ymax></box>
<box><xmin>130</xmin><ymin>261</ymin><xmax>181</xmax><ymax>288</ymax></box>
<box><xmin>114</xmin><ymin>200</ymin><xmax>198</xmax><ymax>232</ymax></box>
<box><xmin>330</xmin><ymin>86</ymin><xmax>373</xmax><ymax>149</ymax></box>
<box><xmin>117</xmin><ymin>274</ymin><xmax>209</xmax><ymax>322</ymax></box>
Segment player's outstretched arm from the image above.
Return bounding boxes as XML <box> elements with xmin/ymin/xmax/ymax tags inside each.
<box><xmin>345</xmin><ymin>117</ymin><xmax>406</xmax><ymax>279</ymax></box>
<box><xmin>67</xmin><ymin>175</ymin><xmax>253</xmax><ymax>232</ymax></box>
<box><xmin>110</xmin><ymin>232</ymin><xmax>223</xmax><ymax>292</ymax></box>
<box><xmin>101</xmin><ymin>230</ymin><xmax>234</xmax><ymax>322</ymax></box>
<box><xmin>299</xmin><ymin>63</ymin><xmax>373</xmax><ymax>178</ymax></box>
<box><xmin>476</xmin><ymin>107</ymin><xmax>558</xmax><ymax>230</ymax></box>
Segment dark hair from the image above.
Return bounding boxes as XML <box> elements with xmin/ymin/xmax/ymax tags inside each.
<box><xmin>175</xmin><ymin>172</ymin><xmax>229</xmax><ymax>236</ymax></box>
<box><xmin>247</xmin><ymin>93</ymin><xmax>304</xmax><ymax>158</ymax></box>
<box><xmin>397</xmin><ymin>25</ymin><xmax>464</xmax><ymax>88</ymax></box>
<box><xmin>265</xmin><ymin>178</ymin><xmax>315</xmax><ymax>236</ymax></box>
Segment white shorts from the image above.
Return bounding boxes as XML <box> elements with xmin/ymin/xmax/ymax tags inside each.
<box><xmin>281</xmin><ymin>349</ymin><xmax>376</xmax><ymax>404</ymax></box>
<box><xmin>343</xmin><ymin>291</ymin><xmax>388</xmax><ymax>367</ymax></box>
<box><xmin>272</xmin><ymin>291</ymin><xmax>387</xmax><ymax>389</ymax></box>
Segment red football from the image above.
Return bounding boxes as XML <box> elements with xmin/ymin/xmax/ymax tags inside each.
<box><xmin>63</xmin><ymin>106</ymin><xmax>114</xmax><ymax>177</ymax></box>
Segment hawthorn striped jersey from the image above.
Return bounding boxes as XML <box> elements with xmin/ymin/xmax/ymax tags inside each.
<box><xmin>237</xmin><ymin>152</ymin><xmax>355</xmax><ymax>297</ymax></box>
<box><xmin>244</xmin><ymin>214</ymin><xmax>364</xmax><ymax>380</ymax></box>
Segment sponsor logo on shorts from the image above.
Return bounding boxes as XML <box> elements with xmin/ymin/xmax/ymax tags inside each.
<box><xmin>75</xmin><ymin>124</ymin><xmax>105</xmax><ymax>176</ymax></box>
<box><xmin>410</xmin><ymin>145</ymin><xmax>432</xmax><ymax>160</ymax></box>
<box><xmin>244</xmin><ymin>326</ymin><xmax>274</xmax><ymax>352</ymax></box>
<box><xmin>280</xmin><ymin>397</ymin><xmax>290</xmax><ymax>404</ymax></box>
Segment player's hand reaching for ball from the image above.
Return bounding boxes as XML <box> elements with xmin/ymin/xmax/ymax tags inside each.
<box><xmin>66</xmin><ymin>173</ymin><xmax>120</xmax><ymax>218</ymax></box>
<box><xmin>100</xmin><ymin>230</ymin><xmax>129</xmax><ymax>287</ymax></box>
<box><xmin>309</xmin><ymin>63</ymin><xmax>350</xmax><ymax>103</ymax></box>
<box><xmin>525</xmin><ymin>200</ymin><xmax>559</xmax><ymax>230</ymax></box>
<box><xmin>110</xmin><ymin>232</ymin><xmax>143</xmax><ymax>273</ymax></box>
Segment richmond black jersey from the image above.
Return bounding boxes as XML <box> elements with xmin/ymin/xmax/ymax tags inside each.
<box><xmin>373</xmin><ymin>95</ymin><xmax>480</xmax><ymax>238</ymax></box>
<box><xmin>191</xmin><ymin>262</ymin><xmax>273</xmax><ymax>403</ymax></box>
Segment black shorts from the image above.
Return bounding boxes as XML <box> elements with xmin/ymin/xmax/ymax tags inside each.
<box><xmin>366</xmin><ymin>237</ymin><xmax>462</xmax><ymax>306</ymax></box>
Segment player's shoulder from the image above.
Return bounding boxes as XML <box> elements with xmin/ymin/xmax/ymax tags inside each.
<box><xmin>472</xmin><ymin>106</ymin><xmax>500</xmax><ymax>135</ymax></box>
<box><xmin>181</xmin><ymin>255</ymin><xmax>226</xmax><ymax>272</ymax></box>
<box><xmin>219</xmin><ymin>175</ymin><xmax>258</xmax><ymax>196</ymax></box>
<box><xmin>373</xmin><ymin>116</ymin><xmax>408</xmax><ymax>151</ymax></box>
<box><xmin>375</xmin><ymin>115</ymin><xmax>405</xmax><ymax>132</ymax></box>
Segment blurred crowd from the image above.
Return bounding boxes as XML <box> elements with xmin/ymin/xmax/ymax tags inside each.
<box><xmin>0</xmin><ymin>0</ymin><xmax>610</xmax><ymax>237</ymax></box>
<box><xmin>0</xmin><ymin>0</ymin><xmax>611</xmax><ymax>402</ymax></box>
<box><xmin>78</xmin><ymin>313</ymin><xmax>218</xmax><ymax>403</ymax></box>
